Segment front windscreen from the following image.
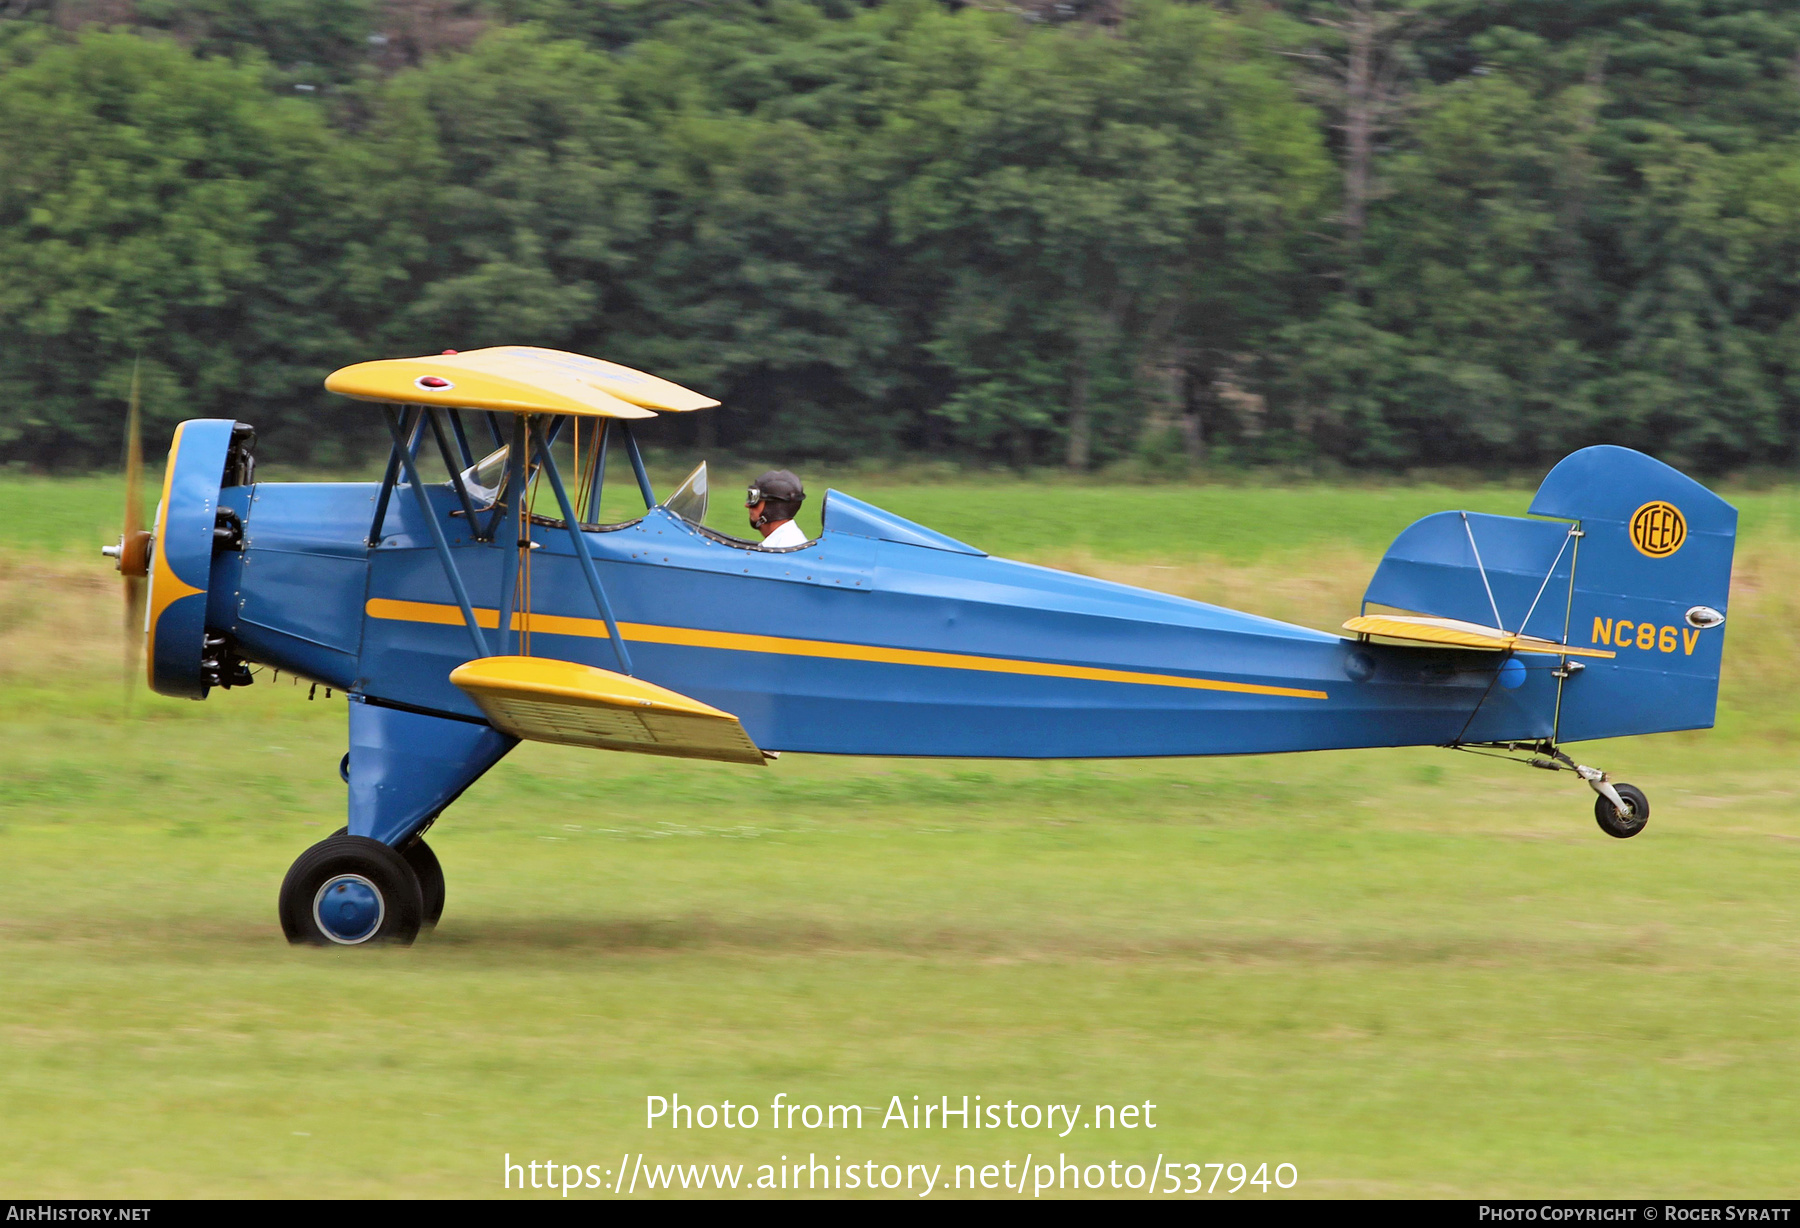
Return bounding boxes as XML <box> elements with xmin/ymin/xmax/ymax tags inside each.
<box><xmin>664</xmin><ymin>461</ymin><xmax>708</xmax><ymax>526</ymax></box>
<box><xmin>460</xmin><ymin>446</ymin><xmax>508</xmax><ymax>506</ymax></box>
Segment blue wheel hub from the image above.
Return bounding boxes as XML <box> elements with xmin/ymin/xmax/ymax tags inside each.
<box><xmin>312</xmin><ymin>874</ymin><xmax>385</xmax><ymax>944</ymax></box>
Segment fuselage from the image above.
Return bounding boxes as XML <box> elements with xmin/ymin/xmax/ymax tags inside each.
<box><xmin>205</xmin><ymin>479</ymin><xmax>1548</xmax><ymax>757</ymax></box>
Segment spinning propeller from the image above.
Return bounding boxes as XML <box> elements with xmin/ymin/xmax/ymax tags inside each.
<box><xmin>100</xmin><ymin>361</ymin><xmax>150</xmax><ymax>702</ymax></box>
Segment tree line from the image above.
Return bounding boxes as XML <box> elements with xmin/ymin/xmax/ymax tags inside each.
<box><xmin>1</xmin><ymin>0</ymin><xmax>1797</xmax><ymax>472</ymax></box>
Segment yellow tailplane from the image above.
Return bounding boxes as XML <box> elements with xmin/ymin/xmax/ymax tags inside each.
<box><xmin>1343</xmin><ymin>614</ymin><xmax>1616</xmax><ymax>658</ymax></box>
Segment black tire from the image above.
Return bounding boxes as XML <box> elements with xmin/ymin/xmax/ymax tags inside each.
<box><xmin>279</xmin><ymin>834</ymin><xmax>424</xmax><ymax>946</ymax></box>
<box><xmin>402</xmin><ymin>838</ymin><xmax>446</xmax><ymax>928</ymax></box>
<box><xmin>1594</xmin><ymin>783</ymin><xmax>1649</xmax><ymax>839</ymax></box>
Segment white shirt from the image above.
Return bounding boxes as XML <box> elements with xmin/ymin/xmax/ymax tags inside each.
<box><xmin>760</xmin><ymin>520</ymin><xmax>808</xmax><ymax>549</ymax></box>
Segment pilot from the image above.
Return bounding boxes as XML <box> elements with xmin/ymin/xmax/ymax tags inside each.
<box><xmin>746</xmin><ymin>469</ymin><xmax>808</xmax><ymax>548</ymax></box>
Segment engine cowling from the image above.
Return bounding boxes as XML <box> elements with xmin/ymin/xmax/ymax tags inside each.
<box><xmin>147</xmin><ymin>419</ymin><xmax>255</xmax><ymax>698</ymax></box>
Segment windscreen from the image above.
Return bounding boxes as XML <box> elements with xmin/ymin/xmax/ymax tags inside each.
<box><xmin>460</xmin><ymin>446</ymin><xmax>508</xmax><ymax>506</ymax></box>
<box><xmin>663</xmin><ymin>461</ymin><xmax>709</xmax><ymax>526</ymax></box>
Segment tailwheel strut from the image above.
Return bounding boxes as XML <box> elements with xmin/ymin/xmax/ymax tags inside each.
<box><xmin>1451</xmin><ymin>740</ymin><xmax>1650</xmax><ymax>839</ymax></box>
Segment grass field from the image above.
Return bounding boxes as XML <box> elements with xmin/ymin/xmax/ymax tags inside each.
<box><xmin>2</xmin><ymin>471</ymin><xmax>1798</xmax><ymax>1198</ymax></box>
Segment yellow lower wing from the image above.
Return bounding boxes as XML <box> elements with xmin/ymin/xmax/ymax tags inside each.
<box><xmin>1342</xmin><ymin>615</ymin><xmax>1616</xmax><ymax>659</ymax></box>
<box><xmin>450</xmin><ymin>656</ymin><xmax>767</xmax><ymax>765</ymax></box>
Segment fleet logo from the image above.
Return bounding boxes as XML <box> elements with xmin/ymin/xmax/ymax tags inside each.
<box><xmin>1629</xmin><ymin>500</ymin><xmax>1686</xmax><ymax>558</ymax></box>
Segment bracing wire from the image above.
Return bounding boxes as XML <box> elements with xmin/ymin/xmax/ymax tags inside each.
<box><xmin>1447</xmin><ymin>651</ymin><xmax>1507</xmax><ymax>747</ymax></box>
<box><xmin>1516</xmin><ymin>525</ymin><xmax>1578</xmax><ymax>641</ymax></box>
<box><xmin>1460</xmin><ymin>511</ymin><xmax>1506</xmax><ymax>631</ymax></box>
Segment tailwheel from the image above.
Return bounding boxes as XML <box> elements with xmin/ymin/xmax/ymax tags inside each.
<box><xmin>1594</xmin><ymin>783</ymin><xmax>1649</xmax><ymax>839</ymax></box>
<box><xmin>279</xmin><ymin>834</ymin><xmax>424</xmax><ymax>946</ymax></box>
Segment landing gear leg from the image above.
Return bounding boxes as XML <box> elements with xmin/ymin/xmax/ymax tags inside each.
<box><xmin>283</xmin><ymin>697</ymin><xmax>516</xmax><ymax>945</ymax></box>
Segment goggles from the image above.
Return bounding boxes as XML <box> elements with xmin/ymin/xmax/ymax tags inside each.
<box><xmin>747</xmin><ymin>479</ymin><xmax>802</xmax><ymax>508</ymax></box>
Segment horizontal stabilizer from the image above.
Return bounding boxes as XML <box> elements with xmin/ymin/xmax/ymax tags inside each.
<box><xmin>1343</xmin><ymin>614</ymin><xmax>1616</xmax><ymax>658</ymax></box>
<box><xmin>450</xmin><ymin>656</ymin><xmax>766</xmax><ymax>766</ymax></box>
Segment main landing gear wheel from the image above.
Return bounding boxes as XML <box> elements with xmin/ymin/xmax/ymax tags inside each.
<box><xmin>402</xmin><ymin>838</ymin><xmax>445</xmax><ymax>928</ymax></box>
<box><xmin>1594</xmin><ymin>783</ymin><xmax>1649</xmax><ymax>839</ymax></box>
<box><xmin>326</xmin><ymin>826</ymin><xmax>444</xmax><ymax>928</ymax></box>
<box><xmin>279</xmin><ymin>834</ymin><xmax>424</xmax><ymax>946</ymax></box>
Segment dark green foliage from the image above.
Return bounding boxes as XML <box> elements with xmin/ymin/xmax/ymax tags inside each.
<box><xmin>1</xmin><ymin>0</ymin><xmax>1798</xmax><ymax>471</ymax></box>
<box><xmin>0</xmin><ymin>30</ymin><xmax>370</xmax><ymax>464</ymax></box>
<box><xmin>886</xmin><ymin>3</ymin><xmax>1329</xmax><ymax>464</ymax></box>
<box><xmin>130</xmin><ymin>0</ymin><xmax>381</xmax><ymax>83</ymax></box>
<box><xmin>1280</xmin><ymin>0</ymin><xmax>1800</xmax><ymax>471</ymax></box>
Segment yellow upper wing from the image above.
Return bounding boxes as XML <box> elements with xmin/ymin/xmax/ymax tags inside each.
<box><xmin>324</xmin><ymin>346</ymin><xmax>719</xmax><ymax>418</ymax></box>
<box><xmin>1343</xmin><ymin>614</ymin><xmax>1616</xmax><ymax>659</ymax></box>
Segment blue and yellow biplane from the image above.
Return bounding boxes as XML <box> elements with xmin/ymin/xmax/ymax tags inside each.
<box><xmin>103</xmin><ymin>347</ymin><xmax>1736</xmax><ymax>946</ymax></box>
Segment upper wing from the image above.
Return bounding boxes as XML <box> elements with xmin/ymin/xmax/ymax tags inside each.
<box><xmin>325</xmin><ymin>347</ymin><xmax>718</xmax><ymax>418</ymax></box>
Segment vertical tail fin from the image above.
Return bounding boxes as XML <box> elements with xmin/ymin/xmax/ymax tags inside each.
<box><xmin>1529</xmin><ymin>446</ymin><xmax>1736</xmax><ymax>741</ymax></box>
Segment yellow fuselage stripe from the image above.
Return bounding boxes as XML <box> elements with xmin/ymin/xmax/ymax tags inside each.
<box><xmin>365</xmin><ymin>597</ymin><xmax>1329</xmax><ymax>700</ymax></box>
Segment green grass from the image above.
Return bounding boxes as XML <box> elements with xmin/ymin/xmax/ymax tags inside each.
<box><xmin>3</xmin><ymin>477</ymin><xmax>1799</xmax><ymax>1198</ymax></box>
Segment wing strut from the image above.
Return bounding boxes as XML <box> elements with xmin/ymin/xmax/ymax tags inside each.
<box><xmin>621</xmin><ymin>423</ymin><xmax>656</xmax><ymax>509</ymax></box>
<box><xmin>367</xmin><ymin>406</ymin><xmax>423</xmax><ymax>547</ymax></box>
<box><xmin>381</xmin><ymin>405</ymin><xmax>489</xmax><ymax>660</ymax></box>
<box><xmin>586</xmin><ymin>419</ymin><xmax>611</xmax><ymax>521</ymax></box>
<box><xmin>425</xmin><ymin>407</ymin><xmax>483</xmax><ymax>526</ymax></box>
<box><xmin>531</xmin><ymin>416</ymin><xmax>634</xmax><ymax>676</ymax></box>
<box><xmin>447</xmin><ymin>411</ymin><xmax>475</xmax><ymax>468</ymax></box>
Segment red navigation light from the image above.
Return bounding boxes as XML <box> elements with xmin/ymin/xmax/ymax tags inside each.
<box><xmin>415</xmin><ymin>375</ymin><xmax>453</xmax><ymax>390</ymax></box>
